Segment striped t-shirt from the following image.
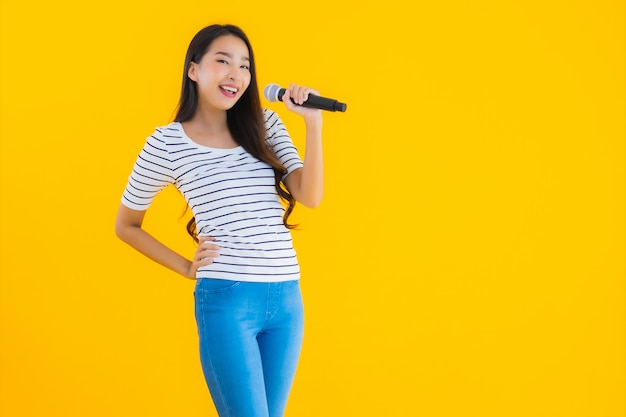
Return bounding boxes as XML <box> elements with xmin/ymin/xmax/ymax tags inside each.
<box><xmin>121</xmin><ymin>109</ymin><xmax>304</xmax><ymax>282</ymax></box>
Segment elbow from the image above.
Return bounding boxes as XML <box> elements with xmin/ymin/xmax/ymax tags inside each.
<box><xmin>115</xmin><ymin>204</ymin><xmax>146</xmax><ymax>245</ymax></box>
<box><xmin>115</xmin><ymin>217</ymin><xmax>137</xmax><ymax>243</ymax></box>
<box><xmin>115</xmin><ymin>222</ymin><xmax>141</xmax><ymax>247</ymax></box>
<box><xmin>308</xmin><ymin>198</ymin><xmax>323</xmax><ymax>209</ymax></box>
<box><xmin>115</xmin><ymin>222</ymin><xmax>127</xmax><ymax>242</ymax></box>
<box><xmin>115</xmin><ymin>204</ymin><xmax>146</xmax><ymax>242</ymax></box>
<box><xmin>299</xmin><ymin>193</ymin><xmax>323</xmax><ymax>209</ymax></box>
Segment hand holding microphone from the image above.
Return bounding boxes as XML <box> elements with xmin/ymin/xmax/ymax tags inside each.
<box><xmin>264</xmin><ymin>83</ymin><xmax>347</xmax><ymax>112</ymax></box>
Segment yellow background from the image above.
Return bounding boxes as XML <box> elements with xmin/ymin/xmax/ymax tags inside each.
<box><xmin>1</xmin><ymin>0</ymin><xmax>624</xmax><ymax>416</ymax></box>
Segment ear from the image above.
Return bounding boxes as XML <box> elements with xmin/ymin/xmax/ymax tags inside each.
<box><xmin>188</xmin><ymin>62</ymin><xmax>199</xmax><ymax>82</ymax></box>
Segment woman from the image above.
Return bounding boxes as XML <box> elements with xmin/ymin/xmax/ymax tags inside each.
<box><xmin>115</xmin><ymin>24</ymin><xmax>324</xmax><ymax>417</ymax></box>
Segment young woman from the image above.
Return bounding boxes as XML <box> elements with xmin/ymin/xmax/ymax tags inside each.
<box><xmin>115</xmin><ymin>24</ymin><xmax>324</xmax><ymax>417</ymax></box>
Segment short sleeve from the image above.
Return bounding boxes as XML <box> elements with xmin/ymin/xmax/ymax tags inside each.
<box><xmin>264</xmin><ymin>109</ymin><xmax>304</xmax><ymax>180</ymax></box>
<box><xmin>120</xmin><ymin>128</ymin><xmax>176</xmax><ymax>210</ymax></box>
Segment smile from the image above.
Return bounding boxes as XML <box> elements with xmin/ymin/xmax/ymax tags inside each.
<box><xmin>220</xmin><ymin>86</ymin><xmax>239</xmax><ymax>95</ymax></box>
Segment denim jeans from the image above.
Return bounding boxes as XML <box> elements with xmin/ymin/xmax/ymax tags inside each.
<box><xmin>194</xmin><ymin>278</ymin><xmax>304</xmax><ymax>417</ymax></box>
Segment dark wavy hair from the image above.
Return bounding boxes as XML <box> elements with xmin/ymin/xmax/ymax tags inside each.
<box><xmin>174</xmin><ymin>24</ymin><xmax>296</xmax><ymax>242</ymax></box>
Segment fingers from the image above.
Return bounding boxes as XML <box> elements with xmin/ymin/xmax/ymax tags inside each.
<box><xmin>195</xmin><ymin>236</ymin><xmax>220</xmax><ymax>265</ymax></box>
<box><xmin>284</xmin><ymin>83</ymin><xmax>312</xmax><ymax>105</ymax></box>
<box><xmin>185</xmin><ymin>236</ymin><xmax>220</xmax><ymax>279</ymax></box>
<box><xmin>283</xmin><ymin>83</ymin><xmax>319</xmax><ymax>106</ymax></box>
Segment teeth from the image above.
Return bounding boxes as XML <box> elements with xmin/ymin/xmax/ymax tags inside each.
<box><xmin>221</xmin><ymin>86</ymin><xmax>238</xmax><ymax>93</ymax></box>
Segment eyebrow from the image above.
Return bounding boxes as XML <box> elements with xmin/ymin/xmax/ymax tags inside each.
<box><xmin>214</xmin><ymin>51</ymin><xmax>250</xmax><ymax>61</ymax></box>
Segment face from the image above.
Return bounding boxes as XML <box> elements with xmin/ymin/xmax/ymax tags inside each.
<box><xmin>188</xmin><ymin>34</ymin><xmax>252</xmax><ymax>111</ymax></box>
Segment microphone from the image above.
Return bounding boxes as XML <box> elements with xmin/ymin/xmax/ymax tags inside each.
<box><xmin>264</xmin><ymin>83</ymin><xmax>347</xmax><ymax>112</ymax></box>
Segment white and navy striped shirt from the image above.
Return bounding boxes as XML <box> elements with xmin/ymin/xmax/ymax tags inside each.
<box><xmin>121</xmin><ymin>109</ymin><xmax>304</xmax><ymax>282</ymax></box>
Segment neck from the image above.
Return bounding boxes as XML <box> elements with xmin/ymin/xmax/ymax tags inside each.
<box><xmin>181</xmin><ymin>105</ymin><xmax>238</xmax><ymax>149</ymax></box>
<box><xmin>188</xmin><ymin>105</ymin><xmax>228</xmax><ymax>132</ymax></box>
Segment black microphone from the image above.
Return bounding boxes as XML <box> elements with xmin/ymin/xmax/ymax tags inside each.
<box><xmin>263</xmin><ymin>84</ymin><xmax>347</xmax><ymax>112</ymax></box>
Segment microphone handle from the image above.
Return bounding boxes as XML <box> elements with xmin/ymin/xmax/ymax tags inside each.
<box><xmin>277</xmin><ymin>88</ymin><xmax>347</xmax><ymax>112</ymax></box>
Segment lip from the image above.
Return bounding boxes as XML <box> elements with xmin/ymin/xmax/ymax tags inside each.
<box><xmin>219</xmin><ymin>84</ymin><xmax>239</xmax><ymax>98</ymax></box>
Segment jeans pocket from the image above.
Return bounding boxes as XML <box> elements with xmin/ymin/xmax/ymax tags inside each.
<box><xmin>196</xmin><ymin>278</ymin><xmax>241</xmax><ymax>294</ymax></box>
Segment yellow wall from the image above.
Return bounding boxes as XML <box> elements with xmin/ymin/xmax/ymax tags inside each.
<box><xmin>1</xmin><ymin>1</ymin><xmax>623</xmax><ymax>416</ymax></box>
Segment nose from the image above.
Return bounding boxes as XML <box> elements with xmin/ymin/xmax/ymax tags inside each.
<box><xmin>228</xmin><ymin>66</ymin><xmax>247</xmax><ymax>82</ymax></box>
<box><xmin>228</xmin><ymin>70</ymin><xmax>240</xmax><ymax>82</ymax></box>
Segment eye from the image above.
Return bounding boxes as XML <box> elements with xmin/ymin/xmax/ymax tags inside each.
<box><xmin>240</xmin><ymin>64</ymin><xmax>250</xmax><ymax>70</ymax></box>
<box><xmin>217</xmin><ymin>59</ymin><xmax>229</xmax><ymax>64</ymax></box>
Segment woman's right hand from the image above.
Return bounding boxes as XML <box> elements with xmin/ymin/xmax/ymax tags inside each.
<box><xmin>186</xmin><ymin>236</ymin><xmax>220</xmax><ymax>279</ymax></box>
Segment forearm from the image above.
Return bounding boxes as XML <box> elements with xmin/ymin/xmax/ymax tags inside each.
<box><xmin>296</xmin><ymin>116</ymin><xmax>325</xmax><ymax>207</ymax></box>
<box><xmin>117</xmin><ymin>225</ymin><xmax>191</xmax><ymax>277</ymax></box>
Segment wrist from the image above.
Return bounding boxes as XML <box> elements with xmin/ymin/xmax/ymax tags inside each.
<box><xmin>181</xmin><ymin>259</ymin><xmax>195</xmax><ymax>279</ymax></box>
<box><xmin>304</xmin><ymin>114</ymin><xmax>323</xmax><ymax>131</ymax></box>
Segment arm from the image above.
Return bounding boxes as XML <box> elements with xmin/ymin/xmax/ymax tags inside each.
<box><xmin>281</xmin><ymin>84</ymin><xmax>325</xmax><ymax>208</ymax></box>
<box><xmin>115</xmin><ymin>204</ymin><xmax>218</xmax><ymax>279</ymax></box>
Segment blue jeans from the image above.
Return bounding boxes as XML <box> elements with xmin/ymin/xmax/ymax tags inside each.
<box><xmin>194</xmin><ymin>279</ymin><xmax>304</xmax><ymax>417</ymax></box>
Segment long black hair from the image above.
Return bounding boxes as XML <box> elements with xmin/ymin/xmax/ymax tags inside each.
<box><xmin>174</xmin><ymin>24</ymin><xmax>296</xmax><ymax>242</ymax></box>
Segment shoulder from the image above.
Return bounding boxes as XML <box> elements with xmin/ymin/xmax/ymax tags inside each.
<box><xmin>262</xmin><ymin>107</ymin><xmax>276</xmax><ymax>120</ymax></box>
<box><xmin>263</xmin><ymin>108</ymin><xmax>283</xmax><ymax>129</ymax></box>
<box><xmin>145</xmin><ymin>122</ymin><xmax>186</xmax><ymax>147</ymax></box>
<box><xmin>262</xmin><ymin>108</ymin><xmax>288</xmax><ymax>138</ymax></box>
<box><xmin>152</xmin><ymin>121</ymin><xmax>183</xmax><ymax>140</ymax></box>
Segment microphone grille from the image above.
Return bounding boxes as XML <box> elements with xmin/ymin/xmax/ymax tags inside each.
<box><xmin>263</xmin><ymin>83</ymin><xmax>281</xmax><ymax>102</ymax></box>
